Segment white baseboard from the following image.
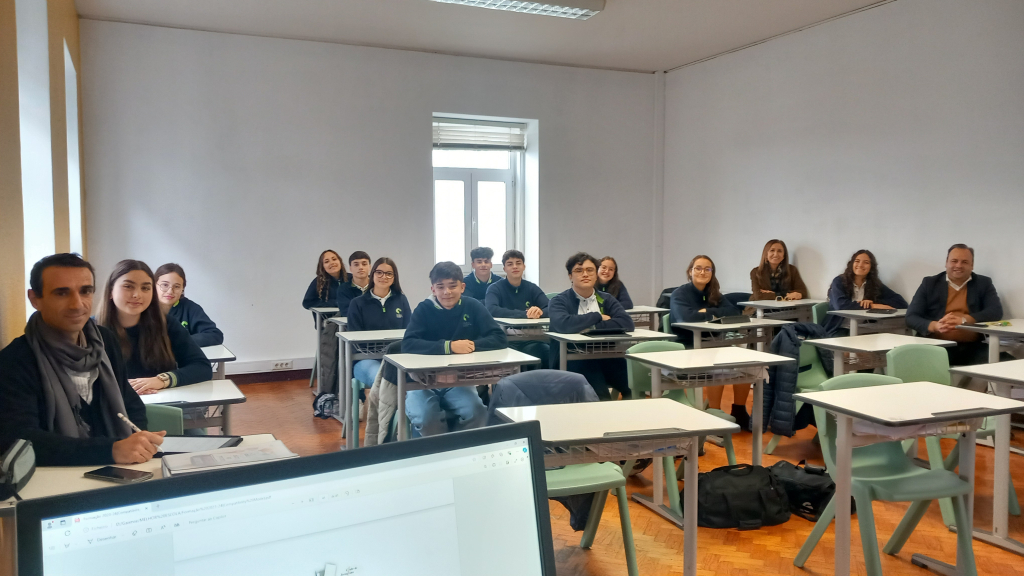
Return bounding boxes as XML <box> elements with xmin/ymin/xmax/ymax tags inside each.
<box><xmin>225</xmin><ymin>357</ymin><xmax>314</xmax><ymax>375</ymax></box>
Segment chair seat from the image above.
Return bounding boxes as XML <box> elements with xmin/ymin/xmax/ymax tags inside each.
<box><xmin>546</xmin><ymin>463</ymin><xmax>626</xmax><ymax>497</ymax></box>
<box><xmin>859</xmin><ymin>469</ymin><xmax>972</xmax><ymax>502</ymax></box>
<box><xmin>706</xmin><ymin>408</ymin><xmax>736</xmax><ymax>423</ymax></box>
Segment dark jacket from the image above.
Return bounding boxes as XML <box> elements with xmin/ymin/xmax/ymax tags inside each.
<box><xmin>167</xmin><ymin>296</ymin><xmax>224</xmax><ymax>347</ymax></box>
<box><xmin>403</xmin><ymin>297</ymin><xmax>508</xmax><ymax>355</ymax></box>
<box><xmin>596</xmin><ymin>282</ymin><xmax>634</xmax><ymax>310</ymax></box>
<box><xmin>823</xmin><ymin>275</ymin><xmax>908</xmax><ymax>334</ymax></box>
<box><xmin>347</xmin><ymin>291</ymin><xmax>412</xmax><ymax>331</ymax></box>
<box><xmin>484</xmin><ymin>278</ymin><xmax>549</xmax><ymax>319</ymax></box>
<box><xmin>463</xmin><ymin>272</ymin><xmax>498</xmax><ymax>302</ymax></box>
<box><xmin>302</xmin><ymin>273</ymin><xmax>348</xmax><ymax>309</ymax></box>
<box><xmin>669</xmin><ymin>283</ymin><xmax>741</xmax><ymax>348</ymax></box>
<box><xmin>906</xmin><ymin>272</ymin><xmax>1002</xmax><ymax>336</ymax></box>
<box><xmin>0</xmin><ymin>325</ymin><xmax>148</xmax><ymax>466</ymax></box>
<box><xmin>548</xmin><ymin>288</ymin><xmax>634</xmax><ymax>334</ymax></box>
<box><xmin>763</xmin><ymin>323</ymin><xmax>832</xmax><ymax>437</ymax></box>
<box><xmin>123</xmin><ymin>321</ymin><xmax>213</xmax><ymax>386</ymax></box>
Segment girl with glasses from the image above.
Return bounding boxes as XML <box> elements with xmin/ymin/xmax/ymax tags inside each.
<box><xmin>346</xmin><ymin>258</ymin><xmax>411</xmax><ymax>388</ymax></box>
<box><xmin>596</xmin><ymin>256</ymin><xmax>634</xmax><ymax>310</ymax></box>
<box><xmin>155</xmin><ymin>263</ymin><xmax>224</xmax><ymax>347</ymax></box>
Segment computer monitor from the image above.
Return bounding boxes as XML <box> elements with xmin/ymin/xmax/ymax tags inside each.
<box><xmin>17</xmin><ymin>422</ymin><xmax>555</xmax><ymax>576</ymax></box>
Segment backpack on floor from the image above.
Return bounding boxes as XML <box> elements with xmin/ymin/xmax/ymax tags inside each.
<box><xmin>312</xmin><ymin>392</ymin><xmax>338</xmax><ymax>419</ymax></box>
<box><xmin>684</xmin><ymin>463</ymin><xmax>790</xmax><ymax>530</ymax></box>
<box><xmin>770</xmin><ymin>460</ymin><xmax>853</xmax><ymax>521</ymax></box>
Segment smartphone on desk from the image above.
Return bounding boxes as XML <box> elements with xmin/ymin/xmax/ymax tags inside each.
<box><xmin>84</xmin><ymin>466</ymin><xmax>153</xmax><ymax>484</ymax></box>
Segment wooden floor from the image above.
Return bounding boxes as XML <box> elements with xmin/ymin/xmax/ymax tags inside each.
<box><xmin>232</xmin><ymin>378</ymin><xmax>1024</xmax><ymax>576</ymax></box>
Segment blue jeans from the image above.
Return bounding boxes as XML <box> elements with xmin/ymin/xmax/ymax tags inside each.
<box><xmin>405</xmin><ymin>387</ymin><xmax>486</xmax><ymax>437</ymax></box>
<box><xmin>353</xmin><ymin>359</ymin><xmax>380</xmax><ymax>387</ymax></box>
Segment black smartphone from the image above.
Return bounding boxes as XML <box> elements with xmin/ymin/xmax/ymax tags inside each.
<box><xmin>83</xmin><ymin>466</ymin><xmax>154</xmax><ymax>484</ymax></box>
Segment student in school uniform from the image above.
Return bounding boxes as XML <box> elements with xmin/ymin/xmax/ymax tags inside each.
<box><xmin>341</xmin><ymin>251</ymin><xmax>373</xmax><ymax>312</ymax></box>
<box><xmin>823</xmin><ymin>250</ymin><xmax>908</xmax><ymax>335</ymax></box>
<box><xmin>748</xmin><ymin>239</ymin><xmax>809</xmax><ymax>302</ymax></box>
<box><xmin>463</xmin><ymin>247</ymin><xmax>497</xmax><ymax>301</ymax></box>
<box><xmin>347</xmin><ymin>257</ymin><xmax>411</xmax><ymax>387</ymax></box>
<box><xmin>403</xmin><ymin>261</ymin><xmax>508</xmax><ymax>437</ymax></box>
<box><xmin>155</xmin><ymin>263</ymin><xmax>225</xmax><ymax>347</ymax></box>
<box><xmin>98</xmin><ymin>260</ymin><xmax>212</xmax><ymax>395</ymax></box>
<box><xmin>549</xmin><ymin>252</ymin><xmax>635</xmax><ymax>400</ymax></box>
<box><xmin>485</xmin><ymin>249</ymin><xmax>550</xmax><ymax>368</ymax></box>
<box><xmin>596</xmin><ymin>256</ymin><xmax>634</xmax><ymax>310</ymax></box>
<box><xmin>670</xmin><ymin>255</ymin><xmax>752</xmax><ymax>427</ymax></box>
<box><xmin>301</xmin><ymin>250</ymin><xmax>348</xmax><ymax>398</ymax></box>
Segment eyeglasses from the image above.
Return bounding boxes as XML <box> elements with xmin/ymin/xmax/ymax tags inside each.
<box><xmin>572</xmin><ymin>267</ymin><xmax>597</xmax><ymax>275</ymax></box>
<box><xmin>157</xmin><ymin>282</ymin><xmax>183</xmax><ymax>292</ymax></box>
<box><xmin>373</xmin><ymin>271</ymin><xmax>394</xmax><ymax>279</ymax></box>
<box><xmin>691</xmin><ymin>267</ymin><xmax>713</xmax><ymax>274</ymax></box>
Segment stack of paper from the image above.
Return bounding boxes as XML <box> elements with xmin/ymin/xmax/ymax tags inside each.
<box><xmin>161</xmin><ymin>440</ymin><xmax>298</xmax><ymax>477</ymax></box>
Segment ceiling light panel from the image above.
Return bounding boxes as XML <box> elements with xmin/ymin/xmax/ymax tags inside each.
<box><xmin>430</xmin><ymin>0</ymin><xmax>605</xmax><ymax>20</ymax></box>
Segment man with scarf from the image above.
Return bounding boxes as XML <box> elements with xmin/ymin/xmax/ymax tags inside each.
<box><xmin>0</xmin><ymin>253</ymin><xmax>164</xmax><ymax>466</ymax></box>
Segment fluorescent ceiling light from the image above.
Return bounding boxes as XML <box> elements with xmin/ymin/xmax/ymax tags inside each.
<box><xmin>430</xmin><ymin>0</ymin><xmax>605</xmax><ymax>20</ymax></box>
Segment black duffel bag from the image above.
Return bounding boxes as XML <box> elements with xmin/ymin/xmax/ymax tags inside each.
<box><xmin>770</xmin><ymin>460</ymin><xmax>854</xmax><ymax>521</ymax></box>
<box><xmin>683</xmin><ymin>463</ymin><xmax>790</xmax><ymax>530</ymax></box>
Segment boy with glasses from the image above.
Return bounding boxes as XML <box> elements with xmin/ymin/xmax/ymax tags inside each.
<box><xmin>548</xmin><ymin>252</ymin><xmax>634</xmax><ymax>399</ymax></box>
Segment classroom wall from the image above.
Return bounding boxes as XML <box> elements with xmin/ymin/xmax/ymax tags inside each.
<box><xmin>663</xmin><ymin>0</ymin><xmax>1024</xmax><ymax>315</ymax></box>
<box><xmin>79</xmin><ymin>20</ymin><xmax>657</xmax><ymax>371</ymax></box>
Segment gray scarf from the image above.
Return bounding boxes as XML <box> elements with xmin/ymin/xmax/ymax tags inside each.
<box><xmin>24</xmin><ymin>313</ymin><xmax>133</xmax><ymax>440</ymax></box>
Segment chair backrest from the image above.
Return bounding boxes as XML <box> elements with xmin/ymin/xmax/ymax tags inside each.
<box><xmin>145</xmin><ymin>404</ymin><xmax>184</xmax><ymax>435</ymax></box>
<box><xmin>625</xmin><ymin>341</ymin><xmax>686</xmax><ymax>396</ymax></box>
<box><xmin>885</xmin><ymin>344</ymin><xmax>951</xmax><ymax>386</ymax></box>
<box><xmin>813</xmin><ymin>374</ymin><xmax>902</xmax><ymax>475</ymax></box>
<box><xmin>655</xmin><ymin>287</ymin><xmax>677</xmax><ymax>310</ymax></box>
<box><xmin>723</xmin><ymin>292</ymin><xmax>752</xmax><ymax>308</ymax></box>
<box><xmin>811</xmin><ymin>302</ymin><xmax>829</xmax><ymax>326</ymax></box>
<box><xmin>661</xmin><ymin>314</ymin><xmax>671</xmax><ymax>333</ymax></box>
<box><xmin>545</xmin><ymin>292</ymin><xmax>559</xmax><ymax>300</ymax></box>
<box><xmin>796</xmin><ymin>341</ymin><xmax>829</xmax><ymax>392</ymax></box>
<box><xmin>487</xmin><ymin>370</ymin><xmax>597</xmax><ymax>424</ymax></box>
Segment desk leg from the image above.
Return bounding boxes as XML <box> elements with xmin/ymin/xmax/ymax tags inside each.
<box><xmin>631</xmin><ymin>367</ymin><xmax>685</xmax><ymax>528</ymax></box>
<box><xmin>344</xmin><ymin>342</ymin><xmax>354</xmax><ymax>449</ymax></box>
<box><xmin>834</xmin><ymin>353</ymin><xmax>845</xmax><ymax>377</ymax></box>
<box><xmin>973</xmin><ymin>381</ymin><xmax>1024</xmax><ymax>555</ymax></box>
<box><xmin>396</xmin><ymin>369</ymin><xmax>407</xmax><ymax>441</ymax></box>
<box><xmin>849</xmin><ymin>319</ymin><xmax>860</xmax><ymax>337</ymax></box>
<box><xmin>652</xmin><ymin>369</ymin><xmax>664</xmax><ymax>505</ymax></box>
<box><xmin>214</xmin><ymin>362</ymin><xmax>226</xmax><ymax>380</ymax></box>
<box><xmin>912</xmin><ymin>430</ymin><xmax>977</xmax><ymax>575</ymax></box>
<box><xmin>559</xmin><ymin>341</ymin><xmax>567</xmax><ymax>371</ymax></box>
<box><xmin>752</xmin><ymin>379</ymin><xmax>763</xmax><ymax>467</ymax></box>
<box><xmin>316</xmin><ymin>313</ymin><xmax>324</xmax><ymax>394</ymax></box>
<box><xmin>683</xmin><ymin>435</ymin><xmax>699</xmax><ymax>576</ymax></box>
<box><xmin>650</xmin><ymin>313</ymin><xmax>658</xmax><ymax>331</ymax></box>
<box><xmin>834</xmin><ymin>414</ymin><xmax>853</xmax><ymax>576</ymax></box>
<box><xmin>691</xmin><ymin>330</ymin><xmax>702</xmax><ymax>350</ymax></box>
<box><xmin>756</xmin><ymin>309</ymin><xmax>765</xmax><ymax>352</ymax></box>
<box><xmin>221</xmin><ymin>404</ymin><xmax>232</xmax><ymax>435</ymax></box>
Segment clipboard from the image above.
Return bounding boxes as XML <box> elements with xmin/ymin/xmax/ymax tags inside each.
<box><xmin>156</xmin><ymin>435</ymin><xmax>243</xmax><ymax>456</ymax></box>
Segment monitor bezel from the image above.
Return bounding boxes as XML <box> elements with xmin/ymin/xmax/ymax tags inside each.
<box><xmin>17</xmin><ymin>422</ymin><xmax>555</xmax><ymax>575</ymax></box>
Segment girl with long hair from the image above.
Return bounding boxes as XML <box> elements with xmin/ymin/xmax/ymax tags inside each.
<box><xmin>155</xmin><ymin>263</ymin><xmax>224</xmax><ymax>347</ymax></box>
<box><xmin>823</xmin><ymin>249</ymin><xmax>908</xmax><ymax>334</ymax></box>
<box><xmin>347</xmin><ymin>257</ymin><xmax>412</xmax><ymax>387</ymax></box>
<box><xmin>596</xmin><ymin>256</ymin><xmax>634</xmax><ymax>309</ymax></box>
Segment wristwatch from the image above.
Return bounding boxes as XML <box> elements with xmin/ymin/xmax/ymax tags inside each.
<box><xmin>157</xmin><ymin>373</ymin><xmax>172</xmax><ymax>388</ymax></box>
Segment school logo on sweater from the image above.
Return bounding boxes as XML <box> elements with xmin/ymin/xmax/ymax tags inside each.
<box><xmin>525</xmin><ymin>301</ymin><xmax>531</xmax><ymax>308</ymax></box>
<box><xmin>181</xmin><ymin>321</ymin><xmax>189</xmax><ymax>327</ymax></box>
<box><xmin>395</xmin><ymin>308</ymin><xmax>403</xmax><ymax>318</ymax></box>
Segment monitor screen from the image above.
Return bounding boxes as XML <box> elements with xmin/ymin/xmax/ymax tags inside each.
<box><xmin>18</xmin><ymin>423</ymin><xmax>553</xmax><ymax>576</ymax></box>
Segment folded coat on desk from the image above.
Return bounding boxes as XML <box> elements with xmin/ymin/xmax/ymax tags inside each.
<box><xmin>161</xmin><ymin>440</ymin><xmax>298</xmax><ymax>477</ymax></box>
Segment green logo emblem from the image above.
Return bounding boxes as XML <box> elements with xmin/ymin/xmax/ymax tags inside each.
<box><xmin>182</xmin><ymin>321</ymin><xmax>188</xmax><ymax>327</ymax></box>
<box><xmin>525</xmin><ymin>301</ymin><xmax>530</xmax><ymax>307</ymax></box>
<box><xmin>463</xmin><ymin>314</ymin><xmax>469</xmax><ymax>322</ymax></box>
<box><xmin>395</xmin><ymin>307</ymin><xmax>403</xmax><ymax>318</ymax></box>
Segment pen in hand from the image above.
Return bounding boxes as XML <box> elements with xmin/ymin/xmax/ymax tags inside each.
<box><xmin>117</xmin><ymin>412</ymin><xmax>164</xmax><ymax>453</ymax></box>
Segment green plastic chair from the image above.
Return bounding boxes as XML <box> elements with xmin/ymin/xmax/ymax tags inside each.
<box><xmin>886</xmin><ymin>344</ymin><xmax>1020</xmax><ymax>526</ymax></box>
<box><xmin>661</xmin><ymin>313</ymin><xmax>672</xmax><ymax>334</ymax></box>
<box><xmin>546</xmin><ymin>463</ymin><xmax>638</xmax><ymax>576</ymax></box>
<box><xmin>145</xmin><ymin>404</ymin><xmax>184</xmax><ymax>435</ymax></box>
<box><xmin>764</xmin><ymin>342</ymin><xmax>829</xmax><ymax>454</ymax></box>
<box><xmin>811</xmin><ymin>302</ymin><xmax>829</xmax><ymax>326</ymax></box>
<box><xmin>545</xmin><ymin>292</ymin><xmax>560</xmax><ymax>299</ymax></box>
<box><xmin>794</xmin><ymin>373</ymin><xmax>979</xmax><ymax>576</ymax></box>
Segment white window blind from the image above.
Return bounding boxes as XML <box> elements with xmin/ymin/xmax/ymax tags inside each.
<box><xmin>432</xmin><ymin>118</ymin><xmax>527</xmax><ymax>150</ymax></box>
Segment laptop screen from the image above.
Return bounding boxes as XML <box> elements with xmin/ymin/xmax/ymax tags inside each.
<box><xmin>20</xmin><ymin>425</ymin><xmax>552</xmax><ymax>576</ymax></box>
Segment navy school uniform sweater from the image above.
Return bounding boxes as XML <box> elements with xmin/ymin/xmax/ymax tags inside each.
<box><xmin>463</xmin><ymin>272</ymin><xmax>497</xmax><ymax>302</ymax></box>
<box><xmin>670</xmin><ymin>283</ymin><xmax>741</xmax><ymax>347</ymax></box>
<box><xmin>484</xmin><ymin>278</ymin><xmax>550</xmax><ymax>319</ymax></box>
<box><xmin>123</xmin><ymin>320</ymin><xmax>212</xmax><ymax>387</ymax></box>
<box><xmin>0</xmin><ymin>324</ymin><xmax>148</xmax><ymax>466</ymax></box>
<box><xmin>302</xmin><ymin>273</ymin><xmax>349</xmax><ymax>310</ymax></box>
<box><xmin>347</xmin><ymin>290</ymin><xmax>412</xmax><ymax>331</ymax></box>
<box><xmin>824</xmin><ymin>274</ymin><xmax>908</xmax><ymax>334</ymax></box>
<box><xmin>167</xmin><ymin>296</ymin><xmax>224</xmax><ymax>347</ymax></box>
<box><xmin>403</xmin><ymin>297</ymin><xmax>508</xmax><ymax>355</ymax></box>
<box><xmin>548</xmin><ymin>288</ymin><xmax>635</xmax><ymax>334</ymax></box>
<box><xmin>597</xmin><ymin>281</ymin><xmax>634</xmax><ymax>310</ymax></box>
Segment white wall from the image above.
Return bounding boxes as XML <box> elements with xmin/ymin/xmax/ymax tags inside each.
<box><xmin>664</xmin><ymin>0</ymin><xmax>1024</xmax><ymax>315</ymax></box>
<box><xmin>80</xmin><ymin>21</ymin><xmax>657</xmax><ymax>371</ymax></box>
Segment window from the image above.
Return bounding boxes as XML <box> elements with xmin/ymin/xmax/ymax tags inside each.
<box><xmin>432</xmin><ymin>118</ymin><xmax>524</xmax><ymax>269</ymax></box>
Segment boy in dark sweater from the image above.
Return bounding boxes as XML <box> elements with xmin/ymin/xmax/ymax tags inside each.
<box><xmin>485</xmin><ymin>249</ymin><xmax>550</xmax><ymax>368</ymax></box>
<box><xmin>548</xmin><ymin>252</ymin><xmax>635</xmax><ymax>399</ymax></box>
<box><xmin>403</xmin><ymin>262</ymin><xmax>507</xmax><ymax>436</ymax></box>
<box><xmin>463</xmin><ymin>246</ymin><xmax>497</xmax><ymax>301</ymax></box>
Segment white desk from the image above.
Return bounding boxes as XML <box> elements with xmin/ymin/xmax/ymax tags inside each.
<box><xmin>337</xmin><ymin>329</ymin><xmax>405</xmax><ymax>449</ymax></box>
<box><xmin>140</xmin><ymin>379</ymin><xmax>246</xmax><ymax>435</ymax></box>
<box><xmin>951</xmin><ymin>359</ymin><xmax>1024</xmax><ymax>556</ymax></box>
<box><xmin>494</xmin><ymin>317</ymin><xmax>550</xmax><ymax>342</ymax></box>
<box><xmin>795</xmin><ymin>382</ymin><xmax>1024</xmax><ymax>576</ymax></box>
<box><xmin>626</xmin><ymin>347</ymin><xmax>793</xmax><ymax>473</ymax></box>
<box><xmin>547</xmin><ymin>329</ymin><xmax>674</xmax><ymax>371</ymax></box>
<box><xmin>805</xmin><ymin>333</ymin><xmax>954</xmax><ymax>376</ymax></box>
<box><xmin>826</xmin><ymin>308</ymin><xmax>908</xmax><ymax>336</ymax></box>
<box><xmin>201</xmin><ymin>344</ymin><xmax>236</xmax><ymax>379</ymax></box>
<box><xmin>309</xmin><ymin>307</ymin><xmax>340</xmax><ymax>393</ymax></box>
<box><xmin>957</xmin><ymin>320</ymin><xmax>1024</xmax><ymax>364</ymax></box>
<box><xmin>672</xmin><ymin>317</ymin><xmax>791</xmax><ymax>352</ymax></box>
<box><xmin>496</xmin><ymin>399</ymin><xmax>737</xmax><ymax>576</ymax></box>
<box><xmin>738</xmin><ymin>299</ymin><xmax>826</xmax><ymax>322</ymax></box>
<box><xmin>625</xmin><ymin>306</ymin><xmax>670</xmax><ymax>331</ymax></box>
<box><xmin>383</xmin><ymin>349</ymin><xmax>540</xmax><ymax>441</ymax></box>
